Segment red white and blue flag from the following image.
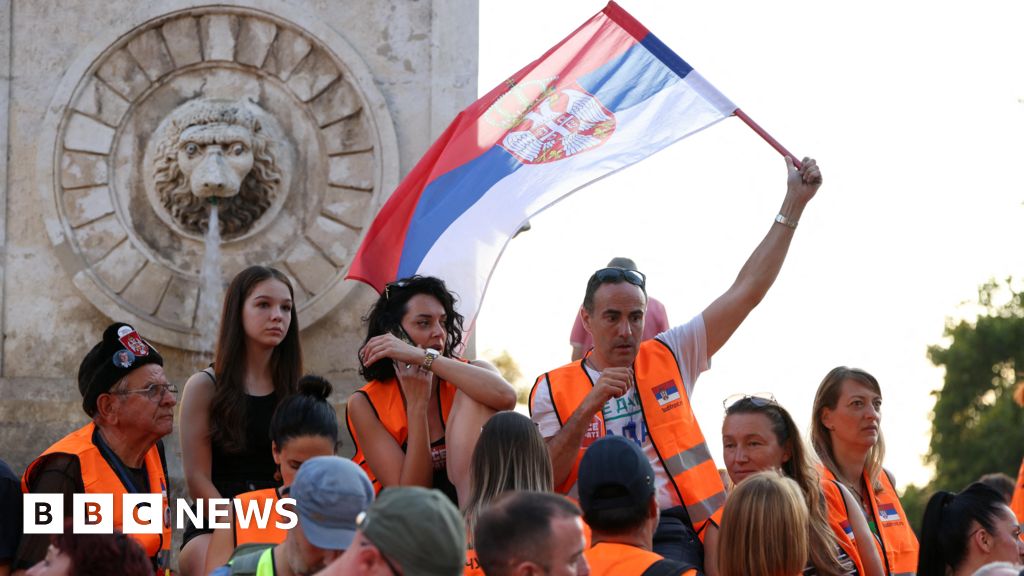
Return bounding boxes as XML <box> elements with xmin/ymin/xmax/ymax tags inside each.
<box><xmin>347</xmin><ymin>2</ymin><xmax>741</xmax><ymax>325</ymax></box>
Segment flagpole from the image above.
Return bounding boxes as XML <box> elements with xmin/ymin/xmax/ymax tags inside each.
<box><xmin>733</xmin><ymin>109</ymin><xmax>802</xmax><ymax>170</ymax></box>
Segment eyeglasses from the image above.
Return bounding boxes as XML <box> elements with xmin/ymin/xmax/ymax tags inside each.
<box><xmin>592</xmin><ymin>267</ymin><xmax>646</xmax><ymax>290</ymax></box>
<box><xmin>723</xmin><ymin>392</ymin><xmax>777</xmax><ymax>410</ymax></box>
<box><xmin>110</xmin><ymin>383</ymin><xmax>178</xmax><ymax>401</ymax></box>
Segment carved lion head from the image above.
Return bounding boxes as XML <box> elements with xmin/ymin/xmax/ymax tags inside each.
<box><xmin>151</xmin><ymin>98</ymin><xmax>281</xmax><ymax>238</ymax></box>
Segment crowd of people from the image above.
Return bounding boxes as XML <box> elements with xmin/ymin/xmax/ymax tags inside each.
<box><xmin>2</xmin><ymin>156</ymin><xmax>1023</xmax><ymax>576</ymax></box>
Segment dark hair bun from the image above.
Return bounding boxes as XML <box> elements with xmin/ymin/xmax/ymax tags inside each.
<box><xmin>297</xmin><ymin>374</ymin><xmax>332</xmax><ymax>400</ymax></box>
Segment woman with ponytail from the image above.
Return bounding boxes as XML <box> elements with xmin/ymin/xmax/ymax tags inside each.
<box><xmin>918</xmin><ymin>482</ymin><xmax>1023</xmax><ymax>576</ymax></box>
<box><xmin>203</xmin><ymin>375</ymin><xmax>339</xmax><ymax>574</ymax></box>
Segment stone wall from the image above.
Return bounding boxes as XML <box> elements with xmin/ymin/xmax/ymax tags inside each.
<box><xmin>0</xmin><ymin>0</ymin><xmax>477</xmax><ymax>492</ymax></box>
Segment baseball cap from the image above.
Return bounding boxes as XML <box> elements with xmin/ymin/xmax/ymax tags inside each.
<box><xmin>577</xmin><ymin>435</ymin><xmax>655</xmax><ymax>513</ymax></box>
<box><xmin>358</xmin><ymin>487</ymin><xmax>465</xmax><ymax>576</ymax></box>
<box><xmin>289</xmin><ymin>456</ymin><xmax>374</xmax><ymax>550</ymax></box>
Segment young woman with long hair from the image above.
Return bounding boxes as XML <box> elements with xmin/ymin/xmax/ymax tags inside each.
<box><xmin>722</xmin><ymin>395</ymin><xmax>883</xmax><ymax>576</ymax></box>
<box><xmin>348</xmin><ymin>275</ymin><xmax>516</xmax><ymax>506</ymax></box>
<box><xmin>177</xmin><ymin>266</ymin><xmax>303</xmax><ymax>575</ymax></box>
<box><xmin>203</xmin><ymin>375</ymin><xmax>339</xmax><ymax>574</ymax></box>
<box><xmin>811</xmin><ymin>367</ymin><xmax>919</xmax><ymax>576</ymax></box>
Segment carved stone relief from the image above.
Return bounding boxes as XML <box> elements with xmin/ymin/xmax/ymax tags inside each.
<box><xmin>40</xmin><ymin>6</ymin><xmax>399</xmax><ymax>350</ymax></box>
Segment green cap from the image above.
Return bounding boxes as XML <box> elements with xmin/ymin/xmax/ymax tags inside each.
<box><xmin>359</xmin><ymin>487</ymin><xmax>465</xmax><ymax>576</ymax></box>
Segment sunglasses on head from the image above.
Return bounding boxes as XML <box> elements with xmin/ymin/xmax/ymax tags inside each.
<box><xmin>383</xmin><ymin>280</ymin><xmax>410</xmax><ymax>301</ymax></box>
<box><xmin>592</xmin><ymin>267</ymin><xmax>646</xmax><ymax>290</ymax></box>
<box><xmin>723</xmin><ymin>392</ymin><xmax>778</xmax><ymax>411</ymax></box>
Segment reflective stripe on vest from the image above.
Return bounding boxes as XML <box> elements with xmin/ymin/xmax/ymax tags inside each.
<box><xmin>533</xmin><ymin>340</ymin><xmax>726</xmax><ymax>529</ymax></box>
<box><xmin>22</xmin><ymin>422</ymin><xmax>171</xmax><ymax>568</ymax></box>
<box><xmin>1011</xmin><ymin>458</ymin><xmax>1024</xmax><ymax>525</ymax></box>
<box><xmin>821</xmin><ymin>467</ymin><xmax>918</xmax><ymax>576</ymax></box>
<box><xmin>233</xmin><ymin>488</ymin><xmax>286</xmax><ymax>547</ymax></box>
<box><xmin>821</xmin><ymin>478</ymin><xmax>867</xmax><ymax>576</ymax></box>
<box><xmin>347</xmin><ymin>376</ymin><xmax>457</xmax><ymax>493</ymax></box>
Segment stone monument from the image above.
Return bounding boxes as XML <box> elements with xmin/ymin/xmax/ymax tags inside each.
<box><xmin>0</xmin><ymin>0</ymin><xmax>478</xmax><ymax>544</ymax></box>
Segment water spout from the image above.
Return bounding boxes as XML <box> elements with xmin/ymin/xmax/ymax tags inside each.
<box><xmin>196</xmin><ymin>203</ymin><xmax>222</xmax><ymax>354</ymax></box>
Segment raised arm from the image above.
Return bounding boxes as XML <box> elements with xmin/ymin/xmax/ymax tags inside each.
<box><xmin>179</xmin><ymin>372</ymin><xmax>222</xmax><ymax>501</ymax></box>
<box><xmin>702</xmin><ymin>157</ymin><xmax>822</xmax><ymax>358</ymax></box>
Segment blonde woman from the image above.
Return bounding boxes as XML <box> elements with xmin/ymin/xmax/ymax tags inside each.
<box><xmin>462</xmin><ymin>411</ymin><xmax>554</xmax><ymax>576</ymax></box>
<box><xmin>718</xmin><ymin>470</ymin><xmax>809</xmax><ymax>576</ymax></box>
<box><xmin>811</xmin><ymin>367</ymin><xmax>919</xmax><ymax>575</ymax></box>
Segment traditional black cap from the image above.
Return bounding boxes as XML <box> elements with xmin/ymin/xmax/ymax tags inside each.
<box><xmin>578</xmin><ymin>435</ymin><xmax>655</xmax><ymax>514</ymax></box>
<box><xmin>77</xmin><ymin>322</ymin><xmax>164</xmax><ymax>416</ymax></box>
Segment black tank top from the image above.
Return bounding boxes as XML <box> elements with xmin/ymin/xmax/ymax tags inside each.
<box><xmin>210</xmin><ymin>391</ymin><xmax>280</xmax><ymax>498</ymax></box>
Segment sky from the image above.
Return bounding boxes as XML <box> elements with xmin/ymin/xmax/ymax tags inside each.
<box><xmin>473</xmin><ymin>0</ymin><xmax>1024</xmax><ymax>489</ymax></box>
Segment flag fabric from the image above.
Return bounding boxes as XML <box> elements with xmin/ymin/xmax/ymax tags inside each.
<box><xmin>346</xmin><ymin>1</ymin><xmax>737</xmax><ymax>327</ymax></box>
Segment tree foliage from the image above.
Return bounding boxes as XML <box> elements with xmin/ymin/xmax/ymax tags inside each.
<box><xmin>925</xmin><ymin>278</ymin><xmax>1024</xmax><ymax>492</ymax></box>
<box><xmin>485</xmin><ymin>349</ymin><xmax>528</xmax><ymax>404</ymax></box>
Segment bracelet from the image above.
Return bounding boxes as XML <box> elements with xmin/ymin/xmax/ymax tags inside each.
<box><xmin>774</xmin><ymin>213</ymin><xmax>798</xmax><ymax>230</ymax></box>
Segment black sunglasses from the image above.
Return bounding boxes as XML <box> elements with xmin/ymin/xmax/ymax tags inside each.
<box><xmin>592</xmin><ymin>267</ymin><xmax>646</xmax><ymax>290</ymax></box>
<box><xmin>723</xmin><ymin>392</ymin><xmax>778</xmax><ymax>411</ymax></box>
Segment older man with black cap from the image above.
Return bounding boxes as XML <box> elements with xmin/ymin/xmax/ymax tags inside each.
<box><xmin>580</xmin><ymin>436</ymin><xmax>697</xmax><ymax>576</ymax></box>
<box><xmin>214</xmin><ymin>456</ymin><xmax>374</xmax><ymax>576</ymax></box>
<box><xmin>14</xmin><ymin>322</ymin><xmax>175</xmax><ymax>574</ymax></box>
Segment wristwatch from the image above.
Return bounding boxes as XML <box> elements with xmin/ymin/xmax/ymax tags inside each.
<box><xmin>422</xmin><ymin>348</ymin><xmax>440</xmax><ymax>371</ymax></box>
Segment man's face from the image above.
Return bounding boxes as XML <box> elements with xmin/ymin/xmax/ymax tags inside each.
<box><xmin>581</xmin><ymin>282</ymin><xmax>646</xmax><ymax>369</ymax></box>
<box><xmin>542</xmin><ymin>515</ymin><xmax>590</xmax><ymax>576</ymax></box>
<box><xmin>110</xmin><ymin>364</ymin><xmax>175</xmax><ymax>441</ymax></box>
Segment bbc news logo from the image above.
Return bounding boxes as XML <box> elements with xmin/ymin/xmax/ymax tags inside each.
<box><xmin>24</xmin><ymin>494</ymin><xmax>298</xmax><ymax>534</ymax></box>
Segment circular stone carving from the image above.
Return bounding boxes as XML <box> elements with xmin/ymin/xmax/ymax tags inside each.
<box><xmin>40</xmin><ymin>6</ymin><xmax>399</xmax><ymax>350</ymax></box>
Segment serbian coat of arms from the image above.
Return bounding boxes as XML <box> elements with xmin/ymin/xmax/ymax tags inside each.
<box><xmin>499</xmin><ymin>83</ymin><xmax>616</xmax><ymax>164</ymax></box>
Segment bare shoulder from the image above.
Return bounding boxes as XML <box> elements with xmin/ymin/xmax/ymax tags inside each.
<box><xmin>180</xmin><ymin>370</ymin><xmax>215</xmax><ymax>415</ymax></box>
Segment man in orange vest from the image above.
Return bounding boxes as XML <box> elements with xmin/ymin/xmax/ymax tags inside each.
<box><xmin>579</xmin><ymin>436</ymin><xmax>696</xmax><ymax>576</ymax></box>
<box><xmin>15</xmin><ymin>323</ymin><xmax>175</xmax><ymax>575</ymax></box>
<box><xmin>530</xmin><ymin>157</ymin><xmax>823</xmax><ymax>576</ymax></box>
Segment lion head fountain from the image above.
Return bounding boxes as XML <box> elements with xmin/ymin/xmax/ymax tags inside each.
<box><xmin>151</xmin><ymin>98</ymin><xmax>282</xmax><ymax>238</ymax></box>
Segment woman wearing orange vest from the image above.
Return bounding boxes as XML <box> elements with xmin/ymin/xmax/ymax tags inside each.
<box><xmin>349</xmin><ymin>275</ymin><xmax>516</xmax><ymax>505</ymax></box>
<box><xmin>204</xmin><ymin>374</ymin><xmax>340</xmax><ymax>574</ymax></box>
<box><xmin>722</xmin><ymin>394</ymin><xmax>884</xmax><ymax>576</ymax></box>
<box><xmin>811</xmin><ymin>367</ymin><xmax>919</xmax><ymax>576</ymax></box>
<box><xmin>16</xmin><ymin>322</ymin><xmax>174</xmax><ymax>574</ymax></box>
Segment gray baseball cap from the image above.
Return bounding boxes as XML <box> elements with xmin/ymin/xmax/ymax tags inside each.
<box><xmin>289</xmin><ymin>456</ymin><xmax>374</xmax><ymax>550</ymax></box>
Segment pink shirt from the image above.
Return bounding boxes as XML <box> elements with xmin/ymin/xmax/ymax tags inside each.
<box><xmin>569</xmin><ymin>296</ymin><xmax>669</xmax><ymax>352</ymax></box>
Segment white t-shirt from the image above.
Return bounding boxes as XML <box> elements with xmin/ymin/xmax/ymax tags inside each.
<box><xmin>531</xmin><ymin>313</ymin><xmax>710</xmax><ymax>510</ymax></box>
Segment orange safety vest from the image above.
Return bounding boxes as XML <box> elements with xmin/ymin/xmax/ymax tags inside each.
<box><xmin>821</xmin><ymin>477</ymin><xmax>868</xmax><ymax>576</ymax></box>
<box><xmin>821</xmin><ymin>467</ymin><xmax>918</xmax><ymax>576</ymax></box>
<box><xmin>529</xmin><ymin>340</ymin><xmax>726</xmax><ymax>531</ymax></box>
<box><xmin>585</xmin><ymin>542</ymin><xmax>695</xmax><ymax>576</ymax></box>
<box><xmin>232</xmin><ymin>488</ymin><xmax>286</xmax><ymax>547</ymax></box>
<box><xmin>1011</xmin><ymin>458</ymin><xmax>1024</xmax><ymax>524</ymax></box>
<box><xmin>464</xmin><ymin>548</ymin><xmax>483</xmax><ymax>576</ymax></box>
<box><xmin>347</xmin><ymin>377</ymin><xmax>457</xmax><ymax>492</ymax></box>
<box><xmin>22</xmin><ymin>422</ymin><xmax>171</xmax><ymax>570</ymax></box>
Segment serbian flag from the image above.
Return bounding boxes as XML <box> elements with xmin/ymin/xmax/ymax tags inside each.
<box><xmin>348</xmin><ymin>2</ymin><xmax>755</xmax><ymax>326</ymax></box>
